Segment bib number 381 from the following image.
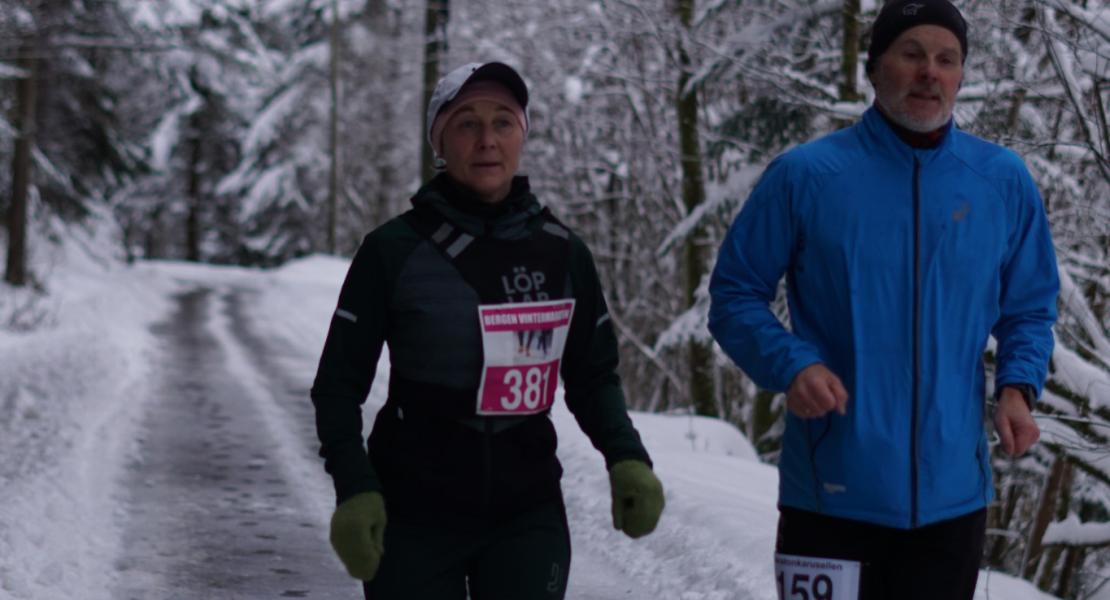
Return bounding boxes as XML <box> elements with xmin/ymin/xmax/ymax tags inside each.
<box><xmin>476</xmin><ymin>300</ymin><xmax>575</xmax><ymax>416</ymax></box>
<box><xmin>774</xmin><ymin>554</ymin><xmax>860</xmax><ymax>600</ymax></box>
<box><xmin>498</xmin><ymin>364</ymin><xmax>554</xmax><ymax>410</ymax></box>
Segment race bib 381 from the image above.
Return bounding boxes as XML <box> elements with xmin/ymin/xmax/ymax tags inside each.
<box><xmin>476</xmin><ymin>300</ymin><xmax>575</xmax><ymax>416</ymax></box>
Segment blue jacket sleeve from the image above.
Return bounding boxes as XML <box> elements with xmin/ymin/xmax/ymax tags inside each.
<box><xmin>708</xmin><ymin>155</ymin><xmax>823</xmax><ymax>393</ymax></box>
<box><xmin>992</xmin><ymin>162</ymin><xmax>1059</xmax><ymax>398</ymax></box>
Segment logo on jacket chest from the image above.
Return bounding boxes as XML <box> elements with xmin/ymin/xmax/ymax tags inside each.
<box><xmin>501</xmin><ymin>266</ymin><xmax>550</xmax><ymax>302</ymax></box>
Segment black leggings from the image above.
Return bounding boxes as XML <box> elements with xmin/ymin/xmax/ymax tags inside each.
<box><xmin>363</xmin><ymin>500</ymin><xmax>571</xmax><ymax>600</ymax></box>
<box><xmin>776</xmin><ymin>506</ymin><xmax>987</xmax><ymax>600</ymax></box>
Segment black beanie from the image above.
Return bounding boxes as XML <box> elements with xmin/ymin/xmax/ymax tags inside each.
<box><xmin>866</xmin><ymin>0</ymin><xmax>968</xmax><ymax>74</ymax></box>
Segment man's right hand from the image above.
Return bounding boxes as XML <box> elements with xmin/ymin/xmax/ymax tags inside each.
<box><xmin>786</xmin><ymin>363</ymin><xmax>848</xmax><ymax>419</ymax></box>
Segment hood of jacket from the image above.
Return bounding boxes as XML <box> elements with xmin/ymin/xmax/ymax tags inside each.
<box><xmin>410</xmin><ymin>173</ymin><xmax>543</xmax><ymax>240</ymax></box>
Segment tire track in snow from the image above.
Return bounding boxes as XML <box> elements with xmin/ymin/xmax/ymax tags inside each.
<box><xmin>112</xmin><ymin>287</ymin><xmax>356</xmax><ymax>599</ymax></box>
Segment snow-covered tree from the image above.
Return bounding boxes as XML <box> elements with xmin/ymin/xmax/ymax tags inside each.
<box><xmin>0</xmin><ymin>0</ymin><xmax>149</xmax><ymax>284</ymax></box>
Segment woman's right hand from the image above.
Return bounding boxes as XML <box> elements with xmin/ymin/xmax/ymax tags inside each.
<box><xmin>329</xmin><ymin>491</ymin><xmax>387</xmax><ymax>581</ymax></box>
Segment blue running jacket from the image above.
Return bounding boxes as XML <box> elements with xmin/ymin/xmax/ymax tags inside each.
<box><xmin>708</xmin><ymin>107</ymin><xmax>1058</xmax><ymax>528</ymax></box>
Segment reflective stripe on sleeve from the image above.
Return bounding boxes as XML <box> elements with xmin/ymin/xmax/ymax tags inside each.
<box><xmin>335</xmin><ymin>308</ymin><xmax>358</xmax><ymax>323</ymax></box>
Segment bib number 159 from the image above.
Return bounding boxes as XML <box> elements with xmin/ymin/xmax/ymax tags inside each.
<box><xmin>777</xmin><ymin>572</ymin><xmax>833</xmax><ymax>600</ymax></box>
<box><xmin>774</xmin><ymin>554</ymin><xmax>860</xmax><ymax>600</ymax></box>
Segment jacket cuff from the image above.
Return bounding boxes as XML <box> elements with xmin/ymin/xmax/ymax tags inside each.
<box><xmin>995</xmin><ymin>383</ymin><xmax>1036</xmax><ymax>411</ymax></box>
<box><xmin>602</xmin><ymin>447</ymin><xmax>653</xmax><ymax>471</ymax></box>
<box><xmin>778</xmin><ymin>356</ymin><xmax>824</xmax><ymax>393</ymax></box>
<box><xmin>333</xmin><ymin>462</ymin><xmax>383</xmax><ymax>505</ymax></box>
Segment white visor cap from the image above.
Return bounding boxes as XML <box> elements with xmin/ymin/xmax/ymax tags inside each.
<box><xmin>424</xmin><ymin>62</ymin><xmax>530</xmax><ymax>151</ymax></box>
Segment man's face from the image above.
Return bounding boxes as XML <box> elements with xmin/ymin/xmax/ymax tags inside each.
<box><xmin>871</xmin><ymin>25</ymin><xmax>963</xmax><ymax>133</ymax></box>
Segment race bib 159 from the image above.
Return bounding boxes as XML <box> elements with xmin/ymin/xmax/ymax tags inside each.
<box><xmin>774</xmin><ymin>553</ymin><xmax>860</xmax><ymax>600</ymax></box>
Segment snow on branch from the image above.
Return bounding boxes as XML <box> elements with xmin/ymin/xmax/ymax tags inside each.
<box><xmin>653</xmin><ymin>274</ymin><xmax>714</xmax><ymax>353</ymax></box>
<box><xmin>6</xmin><ymin>36</ymin><xmax>182</xmax><ymax>52</ymax></box>
<box><xmin>606</xmin><ymin>308</ymin><xmax>685</xmax><ymax>395</ymax></box>
<box><xmin>1025</xmin><ymin>154</ymin><xmax>1087</xmax><ymax>201</ymax></box>
<box><xmin>239</xmin><ymin>163</ymin><xmax>301</xmax><ymax>222</ymax></box>
<box><xmin>31</xmin><ymin>147</ymin><xmax>76</xmax><ymax>197</ymax></box>
<box><xmin>1040</xmin><ymin>0</ymin><xmax>1110</xmax><ymax>46</ymax></box>
<box><xmin>1042</xmin><ymin>6</ymin><xmax>1110</xmax><ymax>181</ymax></box>
<box><xmin>0</xmin><ymin>114</ymin><xmax>14</xmax><ymax>140</ymax></box>
<box><xmin>743</xmin><ymin>64</ymin><xmax>869</xmax><ymax>119</ymax></box>
<box><xmin>1038</xmin><ymin>418</ymin><xmax>1110</xmax><ymax>484</ymax></box>
<box><xmin>1042</xmin><ymin>513</ymin><xmax>1110</xmax><ymax>547</ymax></box>
<box><xmin>240</xmin><ymin>84</ymin><xmax>305</xmax><ymax>160</ymax></box>
<box><xmin>656</xmin><ymin>162</ymin><xmax>763</xmax><ymax>258</ymax></box>
<box><xmin>1057</xmin><ymin>265</ymin><xmax>1110</xmax><ymax>371</ymax></box>
<box><xmin>223</xmin><ymin>9</ymin><xmax>279</xmax><ymax>77</ymax></box>
<box><xmin>690</xmin><ymin>0</ymin><xmax>841</xmax><ymax>89</ymax></box>
<box><xmin>148</xmin><ymin>94</ymin><xmax>204</xmax><ymax>173</ymax></box>
<box><xmin>1052</xmin><ymin>344</ymin><xmax>1110</xmax><ymax>412</ymax></box>
<box><xmin>0</xmin><ymin>61</ymin><xmax>28</xmax><ymax>79</ymax></box>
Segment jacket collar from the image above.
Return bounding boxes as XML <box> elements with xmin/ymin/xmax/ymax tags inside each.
<box><xmin>860</xmin><ymin>105</ymin><xmax>957</xmax><ymax>165</ymax></box>
<box><xmin>410</xmin><ymin>173</ymin><xmax>543</xmax><ymax>239</ymax></box>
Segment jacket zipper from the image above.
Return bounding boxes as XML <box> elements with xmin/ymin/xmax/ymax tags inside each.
<box><xmin>911</xmin><ymin>156</ymin><xmax>921</xmax><ymax>528</ymax></box>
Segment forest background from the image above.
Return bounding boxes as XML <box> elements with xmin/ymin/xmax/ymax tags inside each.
<box><xmin>0</xmin><ymin>0</ymin><xmax>1107</xmax><ymax>597</ymax></box>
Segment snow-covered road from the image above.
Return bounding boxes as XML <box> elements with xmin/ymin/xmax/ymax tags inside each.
<box><xmin>113</xmin><ymin>287</ymin><xmax>351</xmax><ymax>598</ymax></box>
<box><xmin>108</xmin><ymin>282</ymin><xmax>656</xmax><ymax>599</ymax></box>
<box><xmin>0</xmin><ymin>252</ymin><xmax>1063</xmax><ymax>600</ymax></box>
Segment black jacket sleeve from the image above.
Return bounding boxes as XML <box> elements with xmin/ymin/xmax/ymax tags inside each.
<box><xmin>310</xmin><ymin>234</ymin><xmax>390</xmax><ymax>504</ymax></box>
<box><xmin>560</xmin><ymin>235</ymin><xmax>653</xmax><ymax>469</ymax></box>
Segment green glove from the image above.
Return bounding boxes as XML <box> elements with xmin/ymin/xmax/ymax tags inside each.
<box><xmin>608</xmin><ymin>460</ymin><xmax>664</xmax><ymax>539</ymax></box>
<box><xmin>329</xmin><ymin>491</ymin><xmax>387</xmax><ymax>581</ymax></box>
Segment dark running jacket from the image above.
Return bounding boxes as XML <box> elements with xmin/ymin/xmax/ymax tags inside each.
<box><xmin>310</xmin><ymin>174</ymin><xmax>651</xmax><ymax>520</ymax></box>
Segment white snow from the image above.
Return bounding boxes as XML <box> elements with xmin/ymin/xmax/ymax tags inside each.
<box><xmin>1042</xmin><ymin>513</ymin><xmax>1110</xmax><ymax>547</ymax></box>
<box><xmin>0</xmin><ymin>245</ymin><xmax>1065</xmax><ymax>599</ymax></box>
<box><xmin>148</xmin><ymin>95</ymin><xmax>204</xmax><ymax>173</ymax></box>
<box><xmin>0</xmin><ymin>63</ymin><xmax>29</xmax><ymax>80</ymax></box>
<box><xmin>564</xmin><ymin>76</ymin><xmax>585</xmax><ymax>104</ymax></box>
<box><xmin>1052</xmin><ymin>343</ymin><xmax>1110</xmax><ymax>411</ymax></box>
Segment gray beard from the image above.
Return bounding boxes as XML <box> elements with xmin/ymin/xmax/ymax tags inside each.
<box><xmin>875</xmin><ymin>95</ymin><xmax>952</xmax><ymax>133</ymax></box>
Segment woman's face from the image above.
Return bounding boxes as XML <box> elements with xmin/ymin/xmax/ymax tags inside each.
<box><xmin>440</xmin><ymin>100</ymin><xmax>524</xmax><ymax>204</ymax></box>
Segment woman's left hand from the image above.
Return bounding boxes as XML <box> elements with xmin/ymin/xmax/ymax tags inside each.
<box><xmin>608</xmin><ymin>460</ymin><xmax>665</xmax><ymax>538</ymax></box>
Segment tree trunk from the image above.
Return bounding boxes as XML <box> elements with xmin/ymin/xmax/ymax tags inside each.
<box><xmin>1036</xmin><ymin>460</ymin><xmax>1074</xmax><ymax>592</ymax></box>
<box><xmin>839</xmin><ymin>0</ymin><xmax>861</xmax><ymax>103</ymax></box>
<box><xmin>5</xmin><ymin>49</ymin><xmax>37</xmax><ymax>287</ymax></box>
<box><xmin>1023</xmin><ymin>457</ymin><xmax>1069</xmax><ymax>579</ymax></box>
<box><xmin>420</xmin><ymin>0</ymin><xmax>449</xmax><ymax>183</ymax></box>
<box><xmin>327</xmin><ymin>0</ymin><xmax>341</xmax><ymax>254</ymax></box>
<box><xmin>989</xmin><ymin>477</ymin><xmax>1021</xmax><ymax>566</ymax></box>
<box><xmin>185</xmin><ymin>117</ymin><xmax>202</xmax><ymax>263</ymax></box>
<box><xmin>675</xmin><ymin>0</ymin><xmax>716</xmax><ymax>417</ymax></box>
<box><xmin>1054</xmin><ymin>545</ymin><xmax>1083</xmax><ymax>599</ymax></box>
<box><xmin>751</xmin><ymin>389</ymin><xmax>778</xmax><ymax>455</ymax></box>
<box><xmin>1006</xmin><ymin>88</ymin><xmax>1027</xmax><ymax>134</ymax></box>
<box><xmin>1053</xmin><ymin>499</ymin><xmax>1096</xmax><ymax>600</ymax></box>
<box><xmin>830</xmin><ymin>0</ymin><xmax>862</xmax><ymax>130</ymax></box>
